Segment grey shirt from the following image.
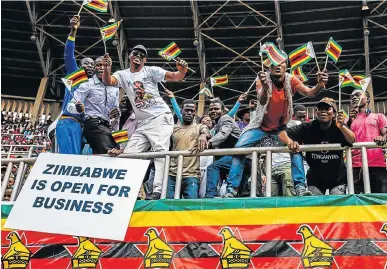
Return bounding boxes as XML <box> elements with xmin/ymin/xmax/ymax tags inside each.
<box><xmin>68</xmin><ymin>75</ymin><xmax>119</xmax><ymax>122</ymax></box>
<box><xmin>209</xmin><ymin>114</ymin><xmax>241</xmax><ymax>149</ymax></box>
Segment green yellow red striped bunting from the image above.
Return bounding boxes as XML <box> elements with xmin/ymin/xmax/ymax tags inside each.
<box><xmin>100</xmin><ymin>20</ymin><xmax>122</xmax><ymax>41</ymax></box>
<box><xmin>158</xmin><ymin>42</ymin><xmax>182</xmax><ymax>61</ymax></box>
<box><xmin>325</xmin><ymin>37</ymin><xmax>342</xmax><ymax>63</ymax></box>
<box><xmin>83</xmin><ymin>0</ymin><xmax>108</xmax><ymax>13</ymax></box>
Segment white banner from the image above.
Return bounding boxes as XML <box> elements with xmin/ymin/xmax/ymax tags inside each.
<box><xmin>5</xmin><ymin>153</ymin><xmax>150</xmax><ymax>241</ymax></box>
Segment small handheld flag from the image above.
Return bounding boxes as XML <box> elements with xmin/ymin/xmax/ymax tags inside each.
<box><xmin>210</xmin><ymin>75</ymin><xmax>228</xmax><ymax>87</ymax></box>
<box><xmin>291</xmin><ymin>67</ymin><xmax>308</xmax><ymax>82</ymax></box>
<box><xmin>63</xmin><ymin>68</ymin><xmax>88</xmax><ymax>90</ymax></box>
<box><xmin>158</xmin><ymin>42</ymin><xmax>182</xmax><ymax>61</ymax></box>
<box><xmin>199</xmin><ymin>86</ymin><xmax>213</xmax><ymax>98</ymax></box>
<box><xmin>289</xmin><ymin>42</ymin><xmax>315</xmax><ymax>70</ymax></box>
<box><xmin>259</xmin><ymin>42</ymin><xmax>287</xmax><ymax>66</ymax></box>
<box><xmin>324</xmin><ymin>37</ymin><xmax>342</xmax><ymax>69</ymax></box>
<box><xmin>83</xmin><ymin>0</ymin><xmax>108</xmax><ymax>13</ymax></box>
<box><xmin>158</xmin><ymin>42</ymin><xmax>195</xmax><ymax>73</ymax></box>
<box><xmin>353</xmin><ymin>75</ymin><xmax>371</xmax><ymax>91</ymax></box>
<box><xmin>100</xmin><ymin>20</ymin><xmax>122</xmax><ymax>54</ymax></box>
<box><xmin>338</xmin><ymin>69</ymin><xmax>356</xmax><ymax>110</ymax></box>
<box><xmin>112</xmin><ymin>130</ymin><xmax>128</xmax><ymax>144</ymax></box>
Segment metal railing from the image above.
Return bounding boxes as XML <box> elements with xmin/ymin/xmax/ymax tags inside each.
<box><xmin>1</xmin><ymin>142</ymin><xmax>385</xmax><ymax>201</ymax></box>
<box><xmin>1</xmin><ymin>145</ymin><xmax>47</xmax><ymax>158</ymax></box>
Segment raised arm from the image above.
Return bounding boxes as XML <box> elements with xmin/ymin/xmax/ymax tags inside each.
<box><xmin>64</xmin><ymin>16</ymin><xmax>80</xmax><ymax>74</ymax></box>
<box><xmin>228</xmin><ymin>94</ymin><xmax>246</xmax><ymax>117</ymax></box>
<box><xmin>165</xmin><ymin>89</ymin><xmax>183</xmax><ymax>122</ymax></box>
<box><xmin>296</xmin><ymin>69</ymin><xmax>329</xmax><ymax>97</ymax></box>
<box><xmin>164</xmin><ymin>58</ymin><xmax>188</xmax><ymax>82</ymax></box>
<box><xmin>102</xmin><ymin>54</ymin><xmax>118</xmax><ymax>86</ymax></box>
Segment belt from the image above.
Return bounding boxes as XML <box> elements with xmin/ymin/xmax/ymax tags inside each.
<box><xmin>85</xmin><ymin>117</ymin><xmax>110</xmax><ymax>126</ymax></box>
<box><xmin>60</xmin><ymin>115</ymin><xmax>82</xmax><ymax>124</ymax></box>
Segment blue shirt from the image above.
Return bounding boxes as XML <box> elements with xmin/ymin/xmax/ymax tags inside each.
<box><xmin>62</xmin><ymin>37</ymin><xmax>82</xmax><ymax>120</ymax></box>
<box><xmin>69</xmin><ymin>76</ymin><xmax>119</xmax><ymax>122</ymax></box>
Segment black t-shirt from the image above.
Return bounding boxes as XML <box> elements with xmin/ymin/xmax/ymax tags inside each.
<box><xmin>286</xmin><ymin>120</ymin><xmax>352</xmax><ymax>188</ymax></box>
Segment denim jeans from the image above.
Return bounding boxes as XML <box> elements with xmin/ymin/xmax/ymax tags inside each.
<box><xmin>226</xmin><ymin>128</ymin><xmax>306</xmax><ymax>192</ymax></box>
<box><xmin>205</xmin><ymin>156</ymin><xmax>252</xmax><ymax>198</ymax></box>
<box><xmin>167</xmin><ymin>176</ymin><xmax>200</xmax><ymax>199</ymax></box>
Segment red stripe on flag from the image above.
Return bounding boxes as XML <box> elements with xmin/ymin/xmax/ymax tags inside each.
<box><xmin>289</xmin><ymin>48</ymin><xmax>306</xmax><ymax>61</ymax></box>
<box><xmin>266</xmin><ymin>46</ymin><xmax>285</xmax><ymax>63</ymax></box>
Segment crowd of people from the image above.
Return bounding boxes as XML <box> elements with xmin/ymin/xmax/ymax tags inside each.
<box><xmin>3</xmin><ymin>15</ymin><xmax>386</xmax><ymax>201</ymax></box>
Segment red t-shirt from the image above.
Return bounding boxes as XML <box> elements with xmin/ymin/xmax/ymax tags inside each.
<box><xmin>257</xmin><ymin>75</ymin><xmax>303</xmax><ymax>132</ymax></box>
<box><xmin>350</xmin><ymin>113</ymin><xmax>387</xmax><ymax>168</ymax></box>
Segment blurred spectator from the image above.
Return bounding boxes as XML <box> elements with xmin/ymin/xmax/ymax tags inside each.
<box><xmin>293</xmin><ymin>104</ymin><xmax>308</xmax><ymax>122</ymax></box>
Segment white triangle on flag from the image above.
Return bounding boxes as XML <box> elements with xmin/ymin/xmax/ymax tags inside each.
<box><xmin>82</xmin><ymin>0</ymin><xmax>93</xmax><ymax>5</ymax></box>
<box><xmin>306</xmin><ymin>41</ymin><xmax>316</xmax><ymax>58</ymax></box>
<box><xmin>338</xmin><ymin>75</ymin><xmax>345</xmax><ymax>87</ymax></box>
<box><xmin>210</xmin><ymin>77</ymin><xmax>216</xmax><ymax>88</ymax></box>
<box><xmin>61</xmin><ymin>78</ymin><xmax>73</xmax><ymax>90</ymax></box>
<box><xmin>360</xmin><ymin>77</ymin><xmax>371</xmax><ymax>91</ymax></box>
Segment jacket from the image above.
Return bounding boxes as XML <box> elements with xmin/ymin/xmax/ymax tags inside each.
<box><xmin>209</xmin><ymin>114</ymin><xmax>241</xmax><ymax>149</ymax></box>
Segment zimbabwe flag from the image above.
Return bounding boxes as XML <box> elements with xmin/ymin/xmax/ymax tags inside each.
<box><xmin>259</xmin><ymin>42</ymin><xmax>287</xmax><ymax>66</ymax></box>
<box><xmin>83</xmin><ymin>0</ymin><xmax>108</xmax><ymax>13</ymax></box>
<box><xmin>111</xmin><ymin>129</ymin><xmax>128</xmax><ymax>144</ymax></box>
<box><xmin>339</xmin><ymin>69</ymin><xmax>357</xmax><ymax>88</ymax></box>
<box><xmin>325</xmin><ymin>37</ymin><xmax>342</xmax><ymax>63</ymax></box>
<box><xmin>100</xmin><ymin>20</ymin><xmax>122</xmax><ymax>41</ymax></box>
<box><xmin>158</xmin><ymin>42</ymin><xmax>182</xmax><ymax>61</ymax></box>
<box><xmin>289</xmin><ymin>42</ymin><xmax>315</xmax><ymax>69</ymax></box>
<box><xmin>353</xmin><ymin>74</ymin><xmax>371</xmax><ymax>91</ymax></box>
<box><xmin>2</xmin><ymin>195</ymin><xmax>386</xmax><ymax>269</ymax></box>
<box><xmin>63</xmin><ymin>68</ymin><xmax>88</xmax><ymax>90</ymax></box>
<box><xmin>291</xmin><ymin>66</ymin><xmax>308</xmax><ymax>82</ymax></box>
<box><xmin>210</xmin><ymin>75</ymin><xmax>228</xmax><ymax>87</ymax></box>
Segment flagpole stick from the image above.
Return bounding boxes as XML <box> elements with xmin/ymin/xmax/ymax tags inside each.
<box><xmin>339</xmin><ymin>84</ymin><xmax>341</xmax><ymax>111</ymax></box>
<box><xmin>260</xmin><ymin>42</ymin><xmax>264</xmax><ymax>72</ymax></box>
<box><xmin>324</xmin><ymin>55</ymin><xmax>328</xmax><ymax>70</ymax></box>
<box><xmin>102</xmin><ymin>39</ymin><xmax>107</xmax><ymax>55</ymax></box>
<box><xmin>159</xmin><ymin>82</ymin><xmax>167</xmax><ymax>91</ymax></box>
<box><xmin>314</xmin><ymin>56</ymin><xmax>321</xmax><ymax>72</ymax></box>
<box><xmin>173</xmin><ymin>57</ymin><xmax>196</xmax><ymax>73</ymax></box>
<box><xmin>77</xmin><ymin>3</ymin><xmax>84</xmax><ymax>16</ymax></box>
<box><xmin>245</xmin><ymin>79</ymin><xmax>257</xmax><ymax>94</ymax></box>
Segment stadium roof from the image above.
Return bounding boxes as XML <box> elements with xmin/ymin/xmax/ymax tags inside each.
<box><xmin>2</xmin><ymin>0</ymin><xmax>387</xmax><ymax>107</ymax></box>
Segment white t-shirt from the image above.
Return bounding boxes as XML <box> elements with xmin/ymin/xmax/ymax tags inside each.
<box><xmin>113</xmin><ymin>66</ymin><xmax>171</xmax><ymax>121</ymax></box>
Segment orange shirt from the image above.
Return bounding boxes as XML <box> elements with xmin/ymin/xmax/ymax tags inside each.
<box><xmin>258</xmin><ymin>75</ymin><xmax>303</xmax><ymax>132</ymax></box>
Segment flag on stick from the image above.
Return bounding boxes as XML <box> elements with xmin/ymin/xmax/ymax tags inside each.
<box><xmin>263</xmin><ymin>58</ymin><xmax>272</xmax><ymax>68</ymax></box>
<box><xmin>158</xmin><ymin>42</ymin><xmax>182</xmax><ymax>61</ymax></box>
<box><xmin>111</xmin><ymin>130</ymin><xmax>128</xmax><ymax>144</ymax></box>
<box><xmin>259</xmin><ymin>42</ymin><xmax>287</xmax><ymax>66</ymax></box>
<box><xmin>338</xmin><ymin>69</ymin><xmax>356</xmax><ymax>88</ymax></box>
<box><xmin>291</xmin><ymin>67</ymin><xmax>308</xmax><ymax>82</ymax></box>
<box><xmin>353</xmin><ymin>74</ymin><xmax>371</xmax><ymax>91</ymax></box>
<box><xmin>199</xmin><ymin>86</ymin><xmax>213</xmax><ymax>97</ymax></box>
<box><xmin>288</xmin><ymin>42</ymin><xmax>316</xmax><ymax>69</ymax></box>
<box><xmin>83</xmin><ymin>0</ymin><xmax>108</xmax><ymax>13</ymax></box>
<box><xmin>325</xmin><ymin>37</ymin><xmax>342</xmax><ymax>64</ymax></box>
<box><xmin>62</xmin><ymin>68</ymin><xmax>88</xmax><ymax>90</ymax></box>
<box><xmin>100</xmin><ymin>20</ymin><xmax>122</xmax><ymax>42</ymax></box>
<box><xmin>210</xmin><ymin>75</ymin><xmax>228</xmax><ymax>87</ymax></box>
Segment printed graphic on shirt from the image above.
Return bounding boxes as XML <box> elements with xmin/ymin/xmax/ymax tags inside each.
<box><xmin>311</xmin><ymin>141</ymin><xmax>339</xmax><ymax>164</ymax></box>
<box><xmin>133</xmin><ymin>81</ymin><xmax>157</xmax><ymax>109</ymax></box>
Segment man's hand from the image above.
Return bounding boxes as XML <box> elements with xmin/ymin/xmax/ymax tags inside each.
<box><xmin>197</xmin><ymin>134</ymin><xmax>208</xmax><ymax>152</ymax></box>
<box><xmin>258</xmin><ymin>71</ymin><xmax>269</xmax><ymax>92</ymax></box>
<box><xmin>102</xmin><ymin>53</ymin><xmax>112</xmax><ymax>68</ymax></box>
<box><xmin>70</xmin><ymin>15</ymin><xmax>80</xmax><ymax>31</ymax></box>
<box><xmin>287</xmin><ymin>139</ymin><xmax>300</xmax><ymax>153</ymax></box>
<box><xmin>374</xmin><ymin>136</ymin><xmax>387</xmax><ymax>146</ymax></box>
<box><xmin>249</xmin><ymin>99</ymin><xmax>258</xmax><ymax>110</ymax></box>
<box><xmin>336</xmin><ymin>110</ymin><xmax>346</xmax><ymax>129</ymax></box>
<box><xmin>176</xmin><ymin>58</ymin><xmax>188</xmax><ymax>74</ymax></box>
<box><xmin>317</xmin><ymin>69</ymin><xmax>329</xmax><ymax>86</ymax></box>
<box><xmin>238</xmin><ymin>93</ymin><xmax>247</xmax><ymax>103</ymax></box>
<box><xmin>349</xmin><ymin>107</ymin><xmax>359</xmax><ymax>120</ymax></box>
<box><xmin>108</xmin><ymin>148</ymin><xmax>123</xmax><ymax>157</ymax></box>
<box><xmin>165</xmin><ymin>89</ymin><xmax>174</xmax><ymax>98</ymax></box>
<box><xmin>109</xmin><ymin>108</ymin><xmax>120</xmax><ymax>119</ymax></box>
<box><xmin>75</xmin><ymin>102</ymin><xmax>85</xmax><ymax>113</ymax></box>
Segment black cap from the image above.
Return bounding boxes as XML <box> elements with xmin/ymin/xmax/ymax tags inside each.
<box><xmin>132</xmin><ymin>45</ymin><xmax>148</xmax><ymax>57</ymax></box>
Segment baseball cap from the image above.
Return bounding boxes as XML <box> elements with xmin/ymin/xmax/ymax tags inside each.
<box><xmin>132</xmin><ymin>45</ymin><xmax>148</xmax><ymax>57</ymax></box>
<box><xmin>316</xmin><ymin>97</ymin><xmax>337</xmax><ymax>112</ymax></box>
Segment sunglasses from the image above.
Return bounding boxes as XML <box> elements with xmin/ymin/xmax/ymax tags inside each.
<box><xmin>132</xmin><ymin>50</ymin><xmax>146</xmax><ymax>58</ymax></box>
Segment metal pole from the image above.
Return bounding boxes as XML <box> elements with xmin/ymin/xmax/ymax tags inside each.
<box><xmin>8</xmin><ymin>146</ymin><xmax>12</xmax><ymax>159</ymax></box>
<box><xmin>174</xmin><ymin>155</ymin><xmax>184</xmax><ymax>199</ymax></box>
<box><xmin>250</xmin><ymin>151</ymin><xmax>258</xmax><ymax>197</ymax></box>
<box><xmin>10</xmin><ymin>162</ymin><xmax>24</xmax><ymax>201</ymax></box>
<box><xmin>1</xmin><ymin>162</ymin><xmax>13</xmax><ymax>199</ymax></box>
<box><xmin>196</xmin><ymin>0</ymin><xmax>231</xmax><ymax>30</ymax></box>
<box><xmin>160</xmin><ymin>155</ymin><xmax>171</xmax><ymax>199</ymax></box>
<box><xmin>346</xmin><ymin>148</ymin><xmax>354</xmax><ymax>194</ymax></box>
<box><xmin>274</xmin><ymin>0</ymin><xmax>284</xmax><ymax>50</ymax></box>
<box><xmin>265</xmin><ymin>150</ymin><xmax>272</xmax><ymax>197</ymax></box>
<box><xmin>238</xmin><ymin>0</ymin><xmax>277</xmax><ymax>25</ymax></box>
<box><xmin>363</xmin><ymin>18</ymin><xmax>371</xmax><ymax>75</ymax></box>
<box><xmin>16</xmin><ymin>163</ymin><xmax>29</xmax><ymax>200</ymax></box>
<box><xmin>361</xmin><ymin>146</ymin><xmax>371</xmax><ymax>194</ymax></box>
